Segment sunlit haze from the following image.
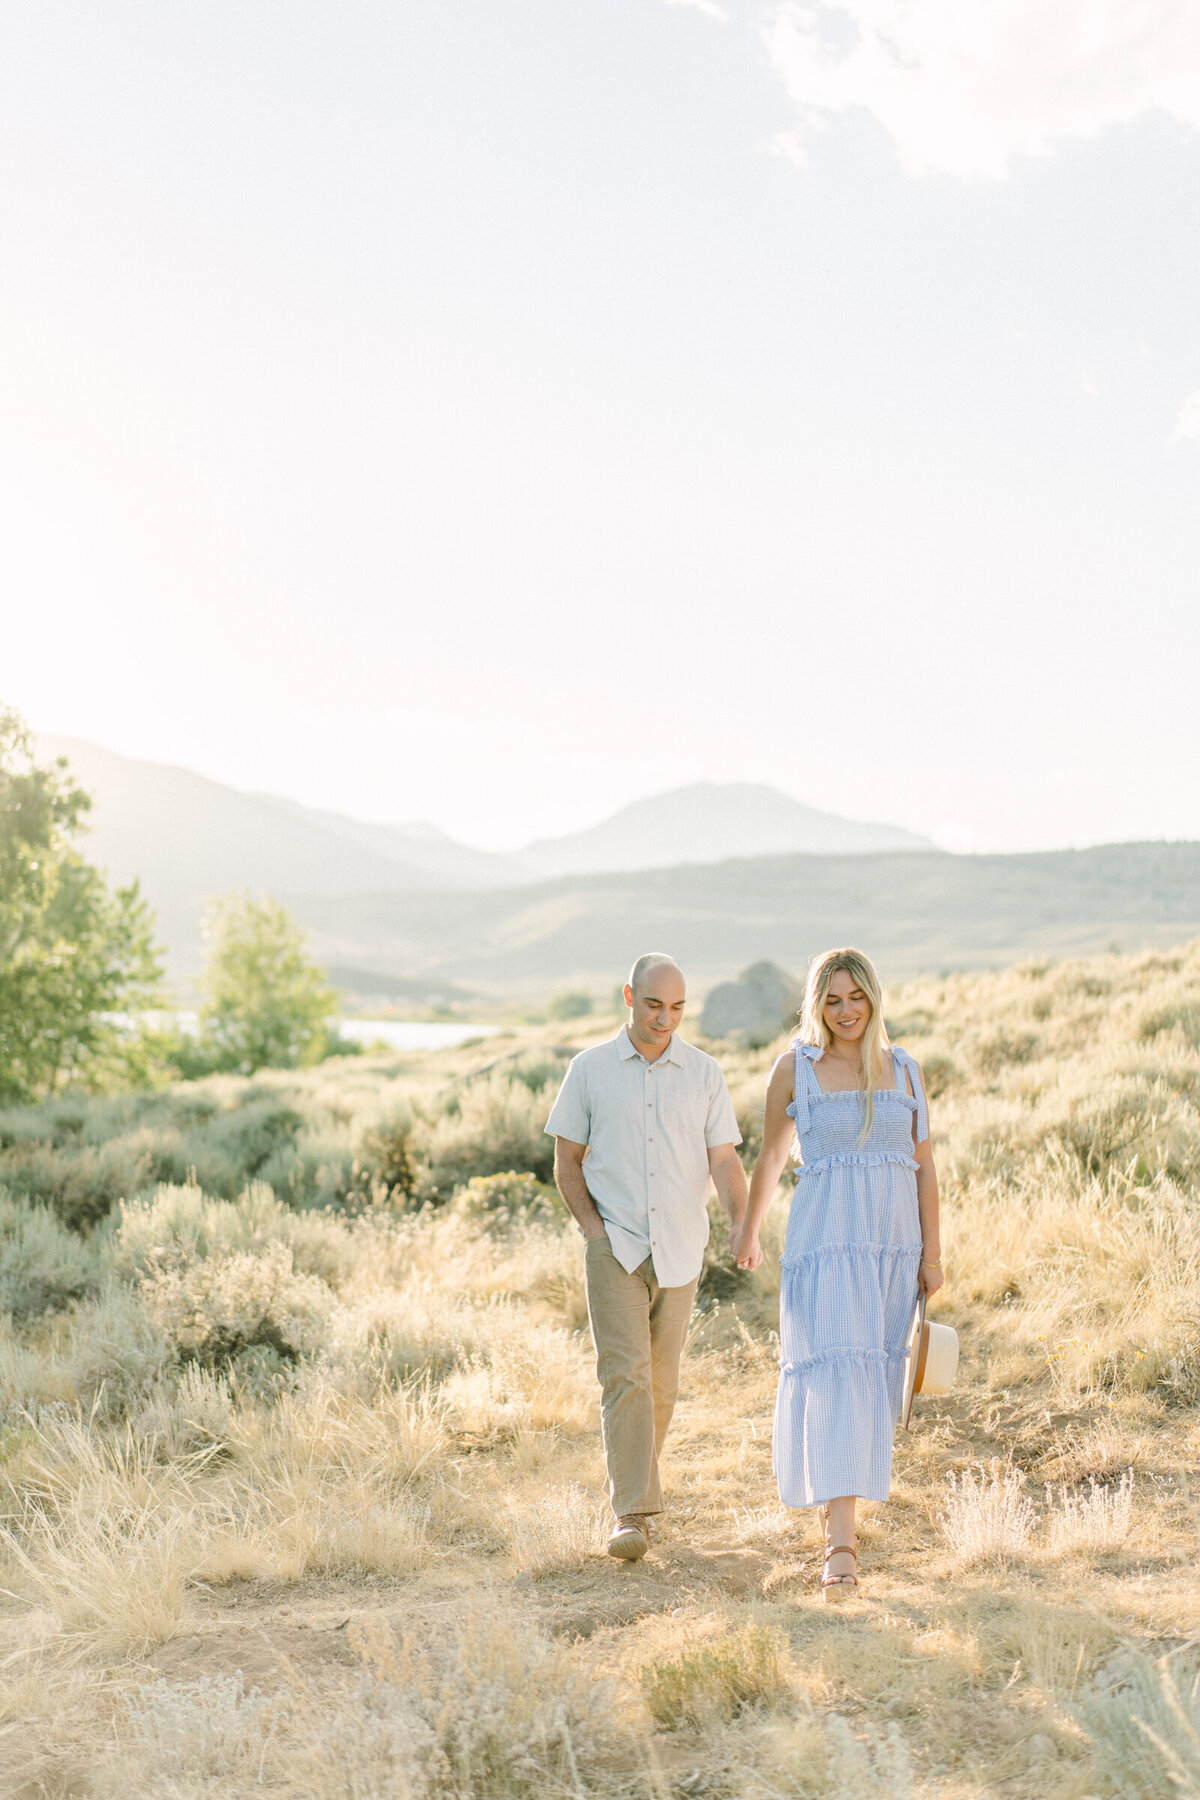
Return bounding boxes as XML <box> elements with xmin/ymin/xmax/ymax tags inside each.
<box><xmin>4</xmin><ymin>1</ymin><xmax>1199</xmax><ymax>851</ymax></box>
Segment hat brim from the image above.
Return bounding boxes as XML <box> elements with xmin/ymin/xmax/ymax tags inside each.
<box><xmin>901</xmin><ymin>1295</ymin><xmax>959</xmax><ymax>1427</ymax></box>
<box><xmin>901</xmin><ymin>1294</ymin><xmax>925</xmax><ymax>1431</ymax></box>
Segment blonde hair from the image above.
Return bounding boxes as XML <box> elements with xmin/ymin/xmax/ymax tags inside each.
<box><xmin>795</xmin><ymin>946</ymin><xmax>891</xmax><ymax>1144</ymax></box>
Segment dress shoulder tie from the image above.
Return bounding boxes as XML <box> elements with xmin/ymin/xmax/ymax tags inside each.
<box><xmin>786</xmin><ymin>1042</ymin><xmax>824</xmax><ymax>1136</ymax></box>
<box><xmin>891</xmin><ymin>1046</ymin><xmax>929</xmax><ymax>1144</ymax></box>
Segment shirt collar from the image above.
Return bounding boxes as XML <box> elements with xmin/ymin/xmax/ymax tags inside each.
<box><xmin>618</xmin><ymin>1025</ymin><xmax>684</xmax><ymax>1066</ymax></box>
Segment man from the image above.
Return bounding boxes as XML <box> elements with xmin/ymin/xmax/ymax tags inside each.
<box><xmin>546</xmin><ymin>952</ymin><xmax>748</xmax><ymax>1561</ymax></box>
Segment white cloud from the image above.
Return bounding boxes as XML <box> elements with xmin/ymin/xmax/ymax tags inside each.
<box><xmin>765</xmin><ymin>2</ymin><xmax>1200</xmax><ymax>178</ymax></box>
<box><xmin>1174</xmin><ymin>390</ymin><xmax>1200</xmax><ymax>440</ymax></box>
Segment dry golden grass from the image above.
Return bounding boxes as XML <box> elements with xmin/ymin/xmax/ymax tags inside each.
<box><xmin>2</xmin><ymin>942</ymin><xmax>1200</xmax><ymax>1795</ymax></box>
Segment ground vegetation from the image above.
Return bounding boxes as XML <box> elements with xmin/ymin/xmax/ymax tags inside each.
<box><xmin>2</xmin><ymin>941</ymin><xmax>1200</xmax><ymax>1796</ymax></box>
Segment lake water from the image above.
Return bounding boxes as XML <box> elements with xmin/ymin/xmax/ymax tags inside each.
<box><xmin>337</xmin><ymin>1019</ymin><xmax>503</xmax><ymax>1051</ymax></box>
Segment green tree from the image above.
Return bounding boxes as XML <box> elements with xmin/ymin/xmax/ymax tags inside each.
<box><xmin>0</xmin><ymin>705</ymin><xmax>166</xmax><ymax>1101</ymax></box>
<box><xmin>197</xmin><ymin>892</ymin><xmax>338</xmax><ymax>1073</ymax></box>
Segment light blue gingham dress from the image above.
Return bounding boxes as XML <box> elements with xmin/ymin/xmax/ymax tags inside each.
<box><xmin>773</xmin><ymin>1043</ymin><xmax>926</xmax><ymax>1508</ymax></box>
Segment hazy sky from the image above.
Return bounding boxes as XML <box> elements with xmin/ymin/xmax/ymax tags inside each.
<box><xmin>4</xmin><ymin>1</ymin><xmax>1199</xmax><ymax>851</ymax></box>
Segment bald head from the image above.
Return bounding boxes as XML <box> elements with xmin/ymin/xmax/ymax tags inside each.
<box><xmin>628</xmin><ymin>952</ymin><xmax>685</xmax><ymax>997</ymax></box>
<box><xmin>623</xmin><ymin>953</ymin><xmax>686</xmax><ymax>1061</ymax></box>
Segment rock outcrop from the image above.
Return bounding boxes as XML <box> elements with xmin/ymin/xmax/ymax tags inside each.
<box><xmin>699</xmin><ymin>960</ymin><xmax>802</xmax><ymax>1047</ymax></box>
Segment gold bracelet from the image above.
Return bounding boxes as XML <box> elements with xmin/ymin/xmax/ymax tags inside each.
<box><xmin>921</xmin><ymin>1258</ymin><xmax>942</xmax><ymax>1267</ymax></box>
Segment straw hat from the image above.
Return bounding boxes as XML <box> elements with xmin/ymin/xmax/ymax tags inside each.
<box><xmin>901</xmin><ymin>1293</ymin><xmax>958</xmax><ymax>1430</ymax></box>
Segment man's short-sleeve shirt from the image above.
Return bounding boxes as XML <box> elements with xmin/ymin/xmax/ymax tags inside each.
<box><xmin>545</xmin><ymin>1027</ymin><xmax>742</xmax><ymax>1288</ymax></box>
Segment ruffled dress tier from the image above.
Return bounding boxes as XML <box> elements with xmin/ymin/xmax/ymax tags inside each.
<box><xmin>773</xmin><ymin>1044</ymin><xmax>926</xmax><ymax>1509</ymax></box>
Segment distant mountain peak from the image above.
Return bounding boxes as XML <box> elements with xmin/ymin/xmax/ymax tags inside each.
<box><xmin>515</xmin><ymin>780</ymin><xmax>931</xmax><ymax>878</ymax></box>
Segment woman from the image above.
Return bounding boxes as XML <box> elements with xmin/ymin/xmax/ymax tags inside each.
<box><xmin>730</xmin><ymin>947</ymin><xmax>942</xmax><ymax>1597</ymax></box>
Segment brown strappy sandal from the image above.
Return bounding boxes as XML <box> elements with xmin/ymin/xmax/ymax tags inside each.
<box><xmin>821</xmin><ymin>1541</ymin><xmax>858</xmax><ymax>1599</ymax></box>
<box><xmin>817</xmin><ymin>1508</ymin><xmax>858</xmax><ymax>1599</ymax></box>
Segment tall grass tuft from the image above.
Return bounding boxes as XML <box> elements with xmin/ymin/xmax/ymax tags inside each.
<box><xmin>1077</xmin><ymin>1651</ymin><xmax>1200</xmax><ymax>1799</ymax></box>
<box><xmin>311</xmin><ymin>1602</ymin><xmax>640</xmax><ymax>1799</ymax></box>
<box><xmin>641</xmin><ymin>1622</ymin><xmax>791</xmax><ymax>1728</ymax></box>
<box><xmin>507</xmin><ymin>1483</ymin><xmax>607</xmax><ymax>1575</ymax></box>
<box><xmin>942</xmin><ymin>1464</ymin><xmax>1036</xmax><ymax>1565</ymax></box>
<box><xmin>1046</xmin><ymin>1471</ymin><xmax>1133</xmax><ymax>1555</ymax></box>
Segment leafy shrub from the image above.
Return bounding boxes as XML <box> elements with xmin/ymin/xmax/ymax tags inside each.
<box><xmin>640</xmin><ymin>1623</ymin><xmax>790</xmax><ymax>1728</ymax></box>
<box><xmin>0</xmin><ymin>1094</ymin><xmax>93</xmax><ymax>1148</ymax></box>
<box><xmin>209</xmin><ymin>1098</ymin><xmax>304</xmax><ymax>1177</ymax></box>
<box><xmin>109</xmin><ymin>1182</ymin><xmax>339</xmax><ymax>1370</ymax></box>
<box><xmin>972</xmin><ymin>1026</ymin><xmax>1041</xmax><ymax>1075</ymax></box>
<box><xmin>505</xmin><ymin>1051</ymin><xmax>572</xmax><ymax>1094</ymax></box>
<box><xmin>0</xmin><ymin>1133</ymin><xmax>158</xmax><ymax>1228</ymax></box>
<box><xmin>110</xmin><ymin>1181</ymin><xmax>280</xmax><ymax>1277</ymax></box>
<box><xmin>822</xmin><ymin>1717</ymin><xmax>917</xmax><ymax>1800</ymax></box>
<box><xmin>0</xmin><ymin>1192</ymin><xmax>100</xmax><ymax>1318</ymax></box>
<box><xmin>138</xmin><ymin>1239</ymin><xmax>333</xmax><ymax>1368</ymax></box>
<box><xmin>111</xmin><ymin>1180</ymin><xmax>367</xmax><ymax>1290</ymax></box>
<box><xmin>1138</xmin><ymin>1000</ymin><xmax>1200</xmax><ymax>1047</ymax></box>
<box><xmin>419</xmin><ymin>1071</ymin><xmax>556</xmax><ymax>1196</ymax></box>
<box><xmin>726</xmin><ymin>1714</ymin><xmax>917</xmax><ymax>1800</ymax></box>
<box><xmin>451</xmin><ymin>1171</ymin><xmax>558</xmax><ymax>1233</ymax></box>
<box><xmin>58</xmin><ymin>1283</ymin><xmax>173</xmax><ymax>1415</ymax></box>
<box><xmin>356</xmin><ymin>1111</ymin><xmax>418</xmax><ymax>1200</ymax></box>
<box><xmin>732</xmin><ymin>1082</ymin><xmax>766</xmax><ymax>1164</ymax></box>
<box><xmin>919</xmin><ymin>1050</ymin><xmax>962</xmax><ymax>1099</ymax></box>
<box><xmin>885</xmin><ymin>1008</ymin><xmax>935</xmax><ymax>1037</ymax></box>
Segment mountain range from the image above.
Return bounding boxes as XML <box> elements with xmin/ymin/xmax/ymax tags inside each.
<box><xmin>34</xmin><ymin>736</ymin><xmax>1200</xmax><ymax>998</ymax></box>
<box><xmin>37</xmin><ymin>735</ymin><xmax>930</xmax><ymax>972</ymax></box>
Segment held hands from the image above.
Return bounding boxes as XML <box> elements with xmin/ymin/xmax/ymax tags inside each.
<box><xmin>729</xmin><ymin>1219</ymin><xmax>763</xmax><ymax>1272</ymax></box>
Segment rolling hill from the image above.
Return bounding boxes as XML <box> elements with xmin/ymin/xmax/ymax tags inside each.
<box><xmin>290</xmin><ymin>840</ymin><xmax>1200</xmax><ymax>998</ymax></box>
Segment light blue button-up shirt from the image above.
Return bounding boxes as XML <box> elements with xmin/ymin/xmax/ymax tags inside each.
<box><xmin>545</xmin><ymin>1026</ymin><xmax>741</xmax><ymax>1287</ymax></box>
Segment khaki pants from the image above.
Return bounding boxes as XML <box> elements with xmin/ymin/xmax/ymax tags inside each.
<box><xmin>585</xmin><ymin>1235</ymin><xmax>698</xmax><ymax>1518</ymax></box>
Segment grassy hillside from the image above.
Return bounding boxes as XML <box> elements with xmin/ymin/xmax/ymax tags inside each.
<box><xmin>2</xmin><ymin>940</ymin><xmax>1200</xmax><ymax>1796</ymax></box>
<box><xmin>294</xmin><ymin>838</ymin><xmax>1200</xmax><ymax>997</ymax></box>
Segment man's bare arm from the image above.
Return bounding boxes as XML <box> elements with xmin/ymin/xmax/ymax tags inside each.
<box><xmin>707</xmin><ymin>1141</ymin><xmax>749</xmax><ymax>1231</ymax></box>
<box><xmin>553</xmin><ymin>1137</ymin><xmax>607</xmax><ymax>1240</ymax></box>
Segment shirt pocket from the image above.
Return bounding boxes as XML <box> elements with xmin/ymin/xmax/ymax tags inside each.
<box><xmin>655</xmin><ymin>1079</ymin><xmax>708</xmax><ymax>1143</ymax></box>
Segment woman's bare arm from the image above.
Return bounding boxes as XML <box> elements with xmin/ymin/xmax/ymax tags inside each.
<box><xmin>907</xmin><ymin>1062</ymin><xmax>943</xmax><ymax>1296</ymax></box>
<box><xmin>730</xmin><ymin>1055</ymin><xmax>796</xmax><ymax>1271</ymax></box>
